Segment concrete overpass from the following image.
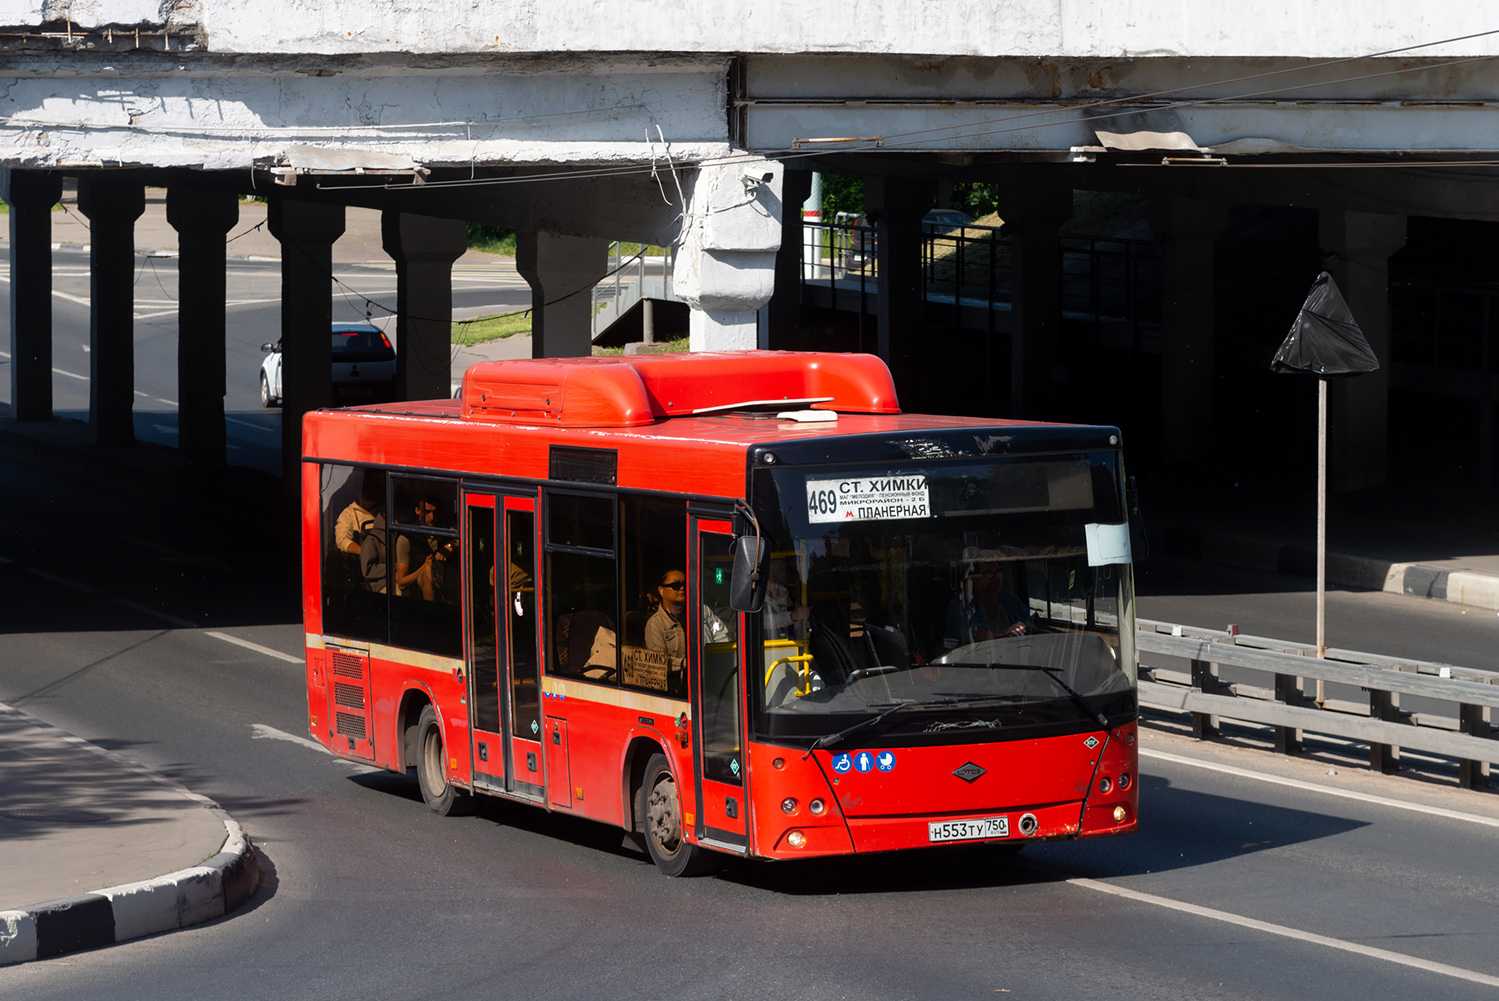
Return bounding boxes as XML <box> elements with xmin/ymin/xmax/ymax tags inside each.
<box><xmin>4</xmin><ymin>2</ymin><xmax>1499</xmax><ymax>493</ymax></box>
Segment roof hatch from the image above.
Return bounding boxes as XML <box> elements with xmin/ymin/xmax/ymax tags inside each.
<box><xmin>459</xmin><ymin>351</ymin><xmax>900</xmax><ymax>427</ymax></box>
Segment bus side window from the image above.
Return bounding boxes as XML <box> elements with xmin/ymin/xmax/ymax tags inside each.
<box><xmin>321</xmin><ymin>464</ymin><xmax>387</xmax><ymax>644</ymax></box>
<box><xmin>619</xmin><ymin>495</ymin><xmax>687</xmax><ymax>699</ymax></box>
<box><xmin>546</xmin><ymin>493</ymin><xmax>618</xmax><ymax>685</ymax></box>
<box><xmin>388</xmin><ymin>477</ymin><xmax>462</xmax><ymax>658</ymax></box>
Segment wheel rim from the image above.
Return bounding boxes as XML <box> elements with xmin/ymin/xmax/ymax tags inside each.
<box><xmin>422</xmin><ymin>724</ymin><xmax>446</xmax><ymax>795</ymax></box>
<box><xmin>260</xmin><ymin>375</ymin><xmax>269</xmax><ymax>405</ymax></box>
<box><xmin>646</xmin><ymin>771</ymin><xmax>682</xmax><ymax>856</ymax></box>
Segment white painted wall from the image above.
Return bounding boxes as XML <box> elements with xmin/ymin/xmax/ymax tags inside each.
<box><xmin>3</xmin><ymin>1</ymin><xmax>1498</xmax><ymax>58</ymax></box>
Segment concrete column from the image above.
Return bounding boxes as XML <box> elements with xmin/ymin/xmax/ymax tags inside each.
<box><xmin>998</xmin><ymin>185</ymin><xmax>1072</xmax><ymax>420</ymax></box>
<box><xmin>1</xmin><ymin>170</ymin><xmax>62</xmax><ymax>421</ymax></box>
<box><xmin>166</xmin><ymin>188</ymin><xmax>238</xmax><ymax>471</ymax></box>
<box><xmin>381</xmin><ymin>211</ymin><xmax>467</xmax><ymax>400</ymax></box>
<box><xmin>1319</xmin><ymin>210</ymin><xmax>1407</xmax><ymax>492</ymax></box>
<box><xmin>865</xmin><ymin>175</ymin><xmax>934</xmax><ymax>406</ymax></box>
<box><xmin>1150</xmin><ymin>197</ymin><xmax>1229</xmax><ymax>462</ymax></box>
<box><xmin>674</xmin><ymin>158</ymin><xmax>783</xmax><ymax>352</ymax></box>
<box><xmin>763</xmin><ymin>168</ymin><xmax>813</xmax><ymax>350</ymax></box>
<box><xmin>515</xmin><ymin>232</ymin><xmax>608</xmax><ymax>358</ymax></box>
<box><xmin>77</xmin><ymin>175</ymin><xmax>146</xmax><ymax>446</ymax></box>
<box><xmin>268</xmin><ymin>197</ymin><xmax>344</xmax><ymax>488</ymax></box>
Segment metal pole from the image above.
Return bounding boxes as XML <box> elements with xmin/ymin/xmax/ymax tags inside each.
<box><xmin>642</xmin><ymin>298</ymin><xmax>655</xmax><ymax>344</ymax></box>
<box><xmin>1317</xmin><ymin>376</ymin><xmax>1328</xmax><ymax>701</ymax></box>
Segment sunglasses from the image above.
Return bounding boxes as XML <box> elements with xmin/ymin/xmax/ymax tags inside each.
<box><xmin>661</xmin><ymin>581</ymin><xmax>686</xmax><ymax>590</ymax></box>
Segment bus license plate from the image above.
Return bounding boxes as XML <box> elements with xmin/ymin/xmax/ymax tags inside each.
<box><xmin>928</xmin><ymin>816</ymin><xmax>1009</xmax><ymax>843</ymax></box>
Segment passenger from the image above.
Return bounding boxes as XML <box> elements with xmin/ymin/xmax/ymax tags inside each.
<box><xmin>334</xmin><ymin>474</ymin><xmax>383</xmax><ymax>556</ymax></box>
<box><xmin>944</xmin><ymin>547</ymin><xmax>1032</xmax><ymax>649</ymax></box>
<box><xmin>396</xmin><ymin>498</ymin><xmax>454</xmax><ymax>601</ymax></box>
<box><xmin>645</xmin><ymin>569</ymin><xmax>730</xmax><ymax>659</ymax></box>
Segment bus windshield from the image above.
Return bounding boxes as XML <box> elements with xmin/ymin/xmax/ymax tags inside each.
<box><xmin>750</xmin><ymin>451</ymin><xmax>1137</xmax><ymax>744</ymax></box>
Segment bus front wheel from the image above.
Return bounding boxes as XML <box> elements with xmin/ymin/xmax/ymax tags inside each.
<box><xmin>416</xmin><ymin>705</ymin><xmax>468</xmax><ymax>816</ymax></box>
<box><xmin>638</xmin><ymin>752</ymin><xmax>719</xmax><ymax>877</ymax></box>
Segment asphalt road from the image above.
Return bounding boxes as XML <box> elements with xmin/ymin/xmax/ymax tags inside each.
<box><xmin>1</xmin><ymin>446</ymin><xmax>1498</xmax><ymax>999</ymax></box>
<box><xmin>2</xmin><ymin>247</ymin><xmax>1498</xmax><ymax>997</ymax></box>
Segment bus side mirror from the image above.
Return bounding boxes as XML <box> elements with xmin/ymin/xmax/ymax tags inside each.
<box><xmin>729</xmin><ymin>535</ymin><xmax>768</xmax><ymax>613</ymax></box>
<box><xmin>1127</xmin><ymin>476</ymin><xmax>1149</xmax><ymax>562</ymax></box>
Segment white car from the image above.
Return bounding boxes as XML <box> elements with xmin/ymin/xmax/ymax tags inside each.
<box><xmin>260</xmin><ymin>322</ymin><xmax>398</xmax><ymax>407</ymax></box>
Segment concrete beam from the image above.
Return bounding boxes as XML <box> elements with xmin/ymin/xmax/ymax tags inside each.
<box><xmin>167</xmin><ymin>188</ymin><xmax>239</xmax><ymax>471</ymax></box>
<box><xmin>865</xmin><ymin>174</ymin><xmax>933</xmax><ymax>406</ymax></box>
<box><xmin>77</xmin><ymin>174</ymin><xmax>146</xmax><ymax>447</ymax></box>
<box><xmin>1320</xmin><ymin>210</ymin><xmax>1406</xmax><ymax>492</ymax></box>
<box><xmin>674</xmin><ymin>158</ymin><xmax>784</xmax><ymax>351</ymax></box>
<box><xmin>515</xmin><ymin>233</ymin><xmax>608</xmax><ymax>358</ymax></box>
<box><xmin>995</xmin><ymin>181</ymin><xmax>1071</xmax><ymax>419</ymax></box>
<box><xmin>382</xmin><ymin>211</ymin><xmax>467</xmax><ymax>401</ymax></box>
<box><xmin>269</xmin><ymin>197</ymin><xmax>345</xmax><ymax>490</ymax></box>
<box><xmin>1151</xmin><ymin>197</ymin><xmax>1229</xmax><ymax>464</ymax></box>
<box><xmin>1</xmin><ymin>169</ymin><xmax>62</xmax><ymax>421</ymax></box>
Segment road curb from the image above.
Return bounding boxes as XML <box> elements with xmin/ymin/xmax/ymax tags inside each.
<box><xmin>1159</xmin><ymin>524</ymin><xmax>1499</xmax><ymax>612</ymax></box>
<box><xmin>0</xmin><ymin>706</ymin><xmax>260</xmax><ymax>966</ymax></box>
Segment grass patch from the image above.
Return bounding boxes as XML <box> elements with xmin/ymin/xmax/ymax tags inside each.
<box><xmin>467</xmin><ymin>223</ymin><xmax>516</xmax><ymax>257</ymax></box>
<box><xmin>452</xmin><ymin>310</ymin><xmax>531</xmax><ymax>346</ymax></box>
<box><xmin>592</xmin><ymin>335</ymin><xmax>690</xmax><ymax>356</ymax></box>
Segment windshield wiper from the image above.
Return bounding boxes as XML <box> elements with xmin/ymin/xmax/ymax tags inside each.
<box><xmin>802</xmin><ymin>696</ymin><xmax>1005</xmax><ymax>757</ymax></box>
<box><xmin>940</xmin><ymin>663</ymin><xmax>1112</xmax><ymax>730</ymax></box>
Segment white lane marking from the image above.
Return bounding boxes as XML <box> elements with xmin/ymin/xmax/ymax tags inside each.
<box><xmin>1067</xmin><ymin>874</ymin><xmax>1499</xmax><ymax>990</ymax></box>
<box><xmin>250</xmin><ymin>723</ymin><xmax>328</xmax><ymax>754</ymax></box>
<box><xmin>251</xmin><ymin>723</ymin><xmax>379</xmax><ymax>772</ymax></box>
<box><xmin>25</xmin><ymin>567</ymin><xmax>97</xmax><ymax>593</ymax></box>
<box><xmin>134</xmin><ymin>309</ymin><xmax>179</xmax><ymax>320</ymax></box>
<box><xmin>155</xmin><ymin>397</ymin><xmax>177</xmax><ymax>406</ymax></box>
<box><xmin>1141</xmin><ymin>748</ymin><xmax>1499</xmax><ymax>830</ymax></box>
<box><xmin>225</xmin><ymin>416</ymin><xmax>276</xmax><ymax>434</ymax></box>
<box><xmin>53</xmin><ymin>365</ymin><xmax>88</xmax><ymax>381</ymax></box>
<box><xmin>152</xmin><ymin>424</ymin><xmax>177</xmax><ymax>436</ymax></box>
<box><xmin>207</xmin><ymin>630</ymin><xmax>302</xmax><ymax>664</ymax></box>
<box><xmin>110</xmin><ymin>598</ymin><xmax>194</xmax><ymax>628</ymax></box>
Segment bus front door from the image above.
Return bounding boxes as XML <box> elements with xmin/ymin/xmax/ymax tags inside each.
<box><xmin>691</xmin><ymin>522</ymin><xmax>747</xmax><ymax>852</ymax></box>
<box><xmin>502</xmin><ymin>498</ymin><xmax>545</xmax><ymax>802</ymax></box>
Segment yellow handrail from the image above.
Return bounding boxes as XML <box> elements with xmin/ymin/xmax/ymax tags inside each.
<box><xmin>764</xmin><ymin>653</ymin><xmax>815</xmax><ymax>696</ymax></box>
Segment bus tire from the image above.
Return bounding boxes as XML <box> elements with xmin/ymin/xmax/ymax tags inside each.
<box><xmin>638</xmin><ymin>752</ymin><xmax>719</xmax><ymax>877</ymax></box>
<box><xmin>416</xmin><ymin>705</ymin><xmax>469</xmax><ymax>816</ymax></box>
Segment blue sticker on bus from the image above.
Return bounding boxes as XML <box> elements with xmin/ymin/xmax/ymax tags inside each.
<box><xmin>855</xmin><ymin>751</ymin><xmax>875</xmax><ymax>773</ymax></box>
<box><xmin>831</xmin><ymin>752</ymin><xmax>853</xmax><ymax>773</ymax></box>
<box><xmin>876</xmin><ymin>750</ymin><xmax>896</xmax><ymax>772</ymax></box>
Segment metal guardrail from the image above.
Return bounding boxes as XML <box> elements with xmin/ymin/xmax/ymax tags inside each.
<box><xmin>1136</xmin><ymin>618</ymin><xmax>1498</xmax><ymax>789</ymax></box>
<box><xmin>591</xmin><ymin>243</ymin><xmax>679</xmax><ymax>340</ymax></box>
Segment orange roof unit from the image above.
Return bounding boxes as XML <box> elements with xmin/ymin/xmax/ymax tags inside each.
<box><xmin>459</xmin><ymin>351</ymin><xmax>901</xmax><ymax>427</ymax></box>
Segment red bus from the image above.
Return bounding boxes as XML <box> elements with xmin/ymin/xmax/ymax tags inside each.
<box><xmin>302</xmin><ymin>352</ymin><xmax>1139</xmax><ymax>875</ymax></box>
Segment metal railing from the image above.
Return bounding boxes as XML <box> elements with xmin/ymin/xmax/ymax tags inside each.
<box><xmin>591</xmin><ymin>243</ymin><xmax>679</xmax><ymax>340</ymax></box>
<box><xmin>797</xmin><ymin>220</ymin><xmax>1162</xmax><ymax>337</ymax></box>
<box><xmin>1136</xmin><ymin>618</ymin><xmax>1498</xmax><ymax>789</ymax></box>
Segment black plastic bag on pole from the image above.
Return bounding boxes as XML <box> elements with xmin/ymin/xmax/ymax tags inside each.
<box><xmin>1271</xmin><ymin>271</ymin><xmax>1379</xmax><ymax>376</ymax></box>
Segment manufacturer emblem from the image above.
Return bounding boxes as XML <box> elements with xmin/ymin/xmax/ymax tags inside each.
<box><xmin>952</xmin><ymin>762</ymin><xmax>986</xmax><ymax>783</ymax></box>
<box><xmin>1084</xmin><ymin>736</ymin><xmax>1100</xmax><ymax>749</ymax></box>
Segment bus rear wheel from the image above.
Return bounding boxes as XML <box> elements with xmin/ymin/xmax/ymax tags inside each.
<box><xmin>416</xmin><ymin>705</ymin><xmax>468</xmax><ymax>816</ymax></box>
<box><xmin>638</xmin><ymin>752</ymin><xmax>719</xmax><ymax>877</ymax></box>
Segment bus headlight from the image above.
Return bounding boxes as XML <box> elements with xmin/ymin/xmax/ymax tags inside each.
<box><xmin>1098</xmin><ymin>776</ymin><xmax>1112</xmax><ymax>794</ymax></box>
<box><xmin>1118</xmin><ymin>772</ymin><xmax>1131</xmax><ymax>790</ymax></box>
<box><xmin>809</xmin><ymin>798</ymin><xmax>826</xmax><ymax>815</ymax></box>
<box><xmin>786</xmin><ymin>830</ymin><xmax>806</xmax><ymax>848</ymax></box>
<box><xmin>781</xmin><ymin>797</ymin><xmax>798</xmax><ymax>814</ymax></box>
<box><xmin>1113</xmin><ymin>805</ymin><xmax>1127</xmax><ymax>823</ymax></box>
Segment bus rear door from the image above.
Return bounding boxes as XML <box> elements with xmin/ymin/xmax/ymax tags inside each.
<box><xmin>691</xmin><ymin>518</ymin><xmax>747</xmax><ymax>852</ymax></box>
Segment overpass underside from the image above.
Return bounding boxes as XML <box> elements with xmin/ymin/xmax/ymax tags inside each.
<box><xmin>5</xmin><ymin>34</ymin><xmax>1499</xmax><ymax>499</ymax></box>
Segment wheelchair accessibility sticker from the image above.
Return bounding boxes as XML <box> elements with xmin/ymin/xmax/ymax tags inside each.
<box><xmin>832</xmin><ymin>752</ymin><xmax>853</xmax><ymax>773</ymax></box>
